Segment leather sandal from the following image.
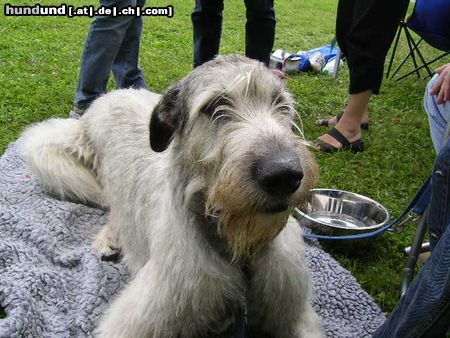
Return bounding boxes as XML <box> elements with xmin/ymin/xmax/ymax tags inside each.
<box><xmin>315</xmin><ymin>112</ymin><xmax>369</xmax><ymax>131</ymax></box>
<box><xmin>314</xmin><ymin>127</ymin><xmax>364</xmax><ymax>153</ymax></box>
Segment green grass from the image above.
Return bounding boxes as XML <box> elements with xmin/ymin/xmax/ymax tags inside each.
<box><xmin>1</xmin><ymin>0</ymin><xmax>449</xmax><ymax>320</ymax></box>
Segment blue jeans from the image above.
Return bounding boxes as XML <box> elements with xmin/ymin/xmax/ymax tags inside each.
<box><xmin>191</xmin><ymin>0</ymin><xmax>275</xmax><ymax>67</ymax></box>
<box><xmin>373</xmin><ymin>140</ymin><xmax>450</xmax><ymax>338</ymax></box>
<box><xmin>424</xmin><ymin>74</ymin><xmax>450</xmax><ymax>153</ymax></box>
<box><xmin>74</xmin><ymin>0</ymin><xmax>147</xmax><ymax>110</ymax></box>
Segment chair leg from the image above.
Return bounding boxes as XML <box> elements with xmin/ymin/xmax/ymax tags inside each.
<box><xmin>386</xmin><ymin>23</ymin><xmax>405</xmax><ymax>79</ymax></box>
<box><xmin>390</xmin><ymin>36</ymin><xmax>422</xmax><ymax>80</ymax></box>
<box><xmin>397</xmin><ymin>51</ymin><xmax>450</xmax><ymax>81</ymax></box>
<box><xmin>404</xmin><ymin>28</ymin><xmax>433</xmax><ymax>77</ymax></box>
<box><xmin>405</xmin><ymin>30</ymin><xmax>422</xmax><ymax>78</ymax></box>
<box><xmin>404</xmin><ymin>242</ymin><xmax>430</xmax><ymax>255</ymax></box>
<box><xmin>401</xmin><ymin>206</ymin><xmax>429</xmax><ymax>298</ymax></box>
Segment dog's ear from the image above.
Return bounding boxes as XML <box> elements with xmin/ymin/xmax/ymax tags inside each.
<box><xmin>150</xmin><ymin>83</ymin><xmax>184</xmax><ymax>152</ymax></box>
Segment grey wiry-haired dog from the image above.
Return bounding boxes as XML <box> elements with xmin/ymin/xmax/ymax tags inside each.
<box><xmin>19</xmin><ymin>55</ymin><xmax>324</xmax><ymax>337</ymax></box>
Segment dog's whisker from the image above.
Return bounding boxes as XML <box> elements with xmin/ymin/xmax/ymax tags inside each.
<box><xmin>291</xmin><ymin>120</ymin><xmax>305</xmax><ymax>139</ymax></box>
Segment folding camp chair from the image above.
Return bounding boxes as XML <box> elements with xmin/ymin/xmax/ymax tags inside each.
<box><xmin>386</xmin><ymin>0</ymin><xmax>450</xmax><ymax>81</ymax></box>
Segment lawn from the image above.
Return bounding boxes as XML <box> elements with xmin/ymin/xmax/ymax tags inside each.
<box><xmin>1</xmin><ymin>0</ymin><xmax>449</xmax><ymax>320</ymax></box>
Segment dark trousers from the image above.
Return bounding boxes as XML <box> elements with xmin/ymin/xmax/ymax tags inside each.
<box><xmin>191</xmin><ymin>0</ymin><xmax>275</xmax><ymax>68</ymax></box>
<box><xmin>336</xmin><ymin>0</ymin><xmax>408</xmax><ymax>94</ymax></box>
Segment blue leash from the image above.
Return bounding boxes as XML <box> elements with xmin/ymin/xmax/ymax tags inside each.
<box><xmin>298</xmin><ymin>176</ymin><xmax>431</xmax><ymax>240</ymax></box>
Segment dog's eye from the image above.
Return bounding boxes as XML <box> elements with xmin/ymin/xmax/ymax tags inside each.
<box><xmin>272</xmin><ymin>94</ymin><xmax>285</xmax><ymax>107</ymax></box>
<box><xmin>201</xmin><ymin>95</ymin><xmax>232</xmax><ymax>126</ymax></box>
<box><xmin>272</xmin><ymin>94</ymin><xmax>294</xmax><ymax>118</ymax></box>
<box><xmin>279</xmin><ymin>107</ymin><xmax>295</xmax><ymax>118</ymax></box>
<box><xmin>277</xmin><ymin>105</ymin><xmax>296</xmax><ymax>120</ymax></box>
<box><xmin>201</xmin><ymin>96</ymin><xmax>231</xmax><ymax>117</ymax></box>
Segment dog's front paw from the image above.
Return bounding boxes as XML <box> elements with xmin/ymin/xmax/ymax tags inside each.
<box><xmin>93</xmin><ymin>225</ymin><xmax>121</xmax><ymax>261</ymax></box>
<box><xmin>99</xmin><ymin>246</ymin><xmax>121</xmax><ymax>262</ymax></box>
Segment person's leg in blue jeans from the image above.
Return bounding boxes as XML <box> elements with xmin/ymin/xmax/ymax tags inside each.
<box><xmin>244</xmin><ymin>0</ymin><xmax>275</xmax><ymax>67</ymax></box>
<box><xmin>74</xmin><ymin>0</ymin><xmax>146</xmax><ymax>112</ymax></box>
<box><xmin>424</xmin><ymin>73</ymin><xmax>450</xmax><ymax>153</ymax></box>
<box><xmin>191</xmin><ymin>0</ymin><xmax>224</xmax><ymax>68</ymax></box>
<box><xmin>111</xmin><ymin>0</ymin><xmax>147</xmax><ymax>90</ymax></box>
<box><xmin>373</xmin><ymin>140</ymin><xmax>450</xmax><ymax>338</ymax></box>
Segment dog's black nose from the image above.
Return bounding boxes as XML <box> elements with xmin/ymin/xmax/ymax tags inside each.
<box><xmin>255</xmin><ymin>153</ymin><xmax>303</xmax><ymax>196</ymax></box>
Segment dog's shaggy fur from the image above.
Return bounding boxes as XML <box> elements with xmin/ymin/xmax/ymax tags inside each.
<box><xmin>19</xmin><ymin>55</ymin><xmax>324</xmax><ymax>337</ymax></box>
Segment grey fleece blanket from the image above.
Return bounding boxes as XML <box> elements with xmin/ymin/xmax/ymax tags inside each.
<box><xmin>0</xmin><ymin>143</ymin><xmax>385</xmax><ymax>337</ymax></box>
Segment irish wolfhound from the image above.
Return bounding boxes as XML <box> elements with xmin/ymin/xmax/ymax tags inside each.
<box><xmin>19</xmin><ymin>55</ymin><xmax>323</xmax><ymax>337</ymax></box>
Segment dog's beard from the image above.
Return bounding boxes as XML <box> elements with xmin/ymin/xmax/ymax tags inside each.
<box><xmin>206</xmin><ymin>194</ymin><xmax>289</xmax><ymax>263</ymax></box>
<box><xmin>205</xmin><ymin>166</ymin><xmax>304</xmax><ymax>263</ymax></box>
<box><xmin>218</xmin><ymin>210</ymin><xmax>289</xmax><ymax>263</ymax></box>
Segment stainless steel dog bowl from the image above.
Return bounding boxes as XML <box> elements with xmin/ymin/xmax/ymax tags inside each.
<box><xmin>295</xmin><ymin>189</ymin><xmax>390</xmax><ymax>235</ymax></box>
